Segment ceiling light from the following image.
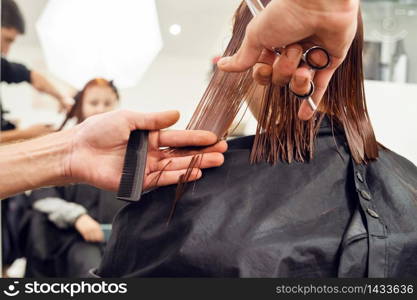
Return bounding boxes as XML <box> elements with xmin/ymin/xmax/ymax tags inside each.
<box><xmin>169</xmin><ymin>24</ymin><xmax>182</xmax><ymax>36</ymax></box>
<box><xmin>37</xmin><ymin>0</ymin><xmax>163</xmax><ymax>89</ymax></box>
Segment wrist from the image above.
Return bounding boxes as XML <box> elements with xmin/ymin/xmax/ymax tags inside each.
<box><xmin>32</xmin><ymin>130</ymin><xmax>74</xmax><ymax>187</ymax></box>
<box><xmin>13</xmin><ymin>129</ymin><xmax>29</xmax><ymax>140</ymax></box>
<box><xmin>0</xmin><ymin>129</ymin><xmax>74</xmax><ymax>198</ymax></box>
<box><xmin>74</xmin><ymin>213</ymin><xmax>88</xmax><ymax>226</ymax></box>
<box><xmin>60</xmin><ymin>128</ymin><xmax>77</xmax><ymax>183</ymax></box>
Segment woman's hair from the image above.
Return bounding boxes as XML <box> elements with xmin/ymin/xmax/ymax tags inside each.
<box><xmin>59</xmin><ymin>78</ymin><xmax>119</xmax><ymax>130</ymax></box>
<box><xmin>187</xmin><ymin>0</ymin><xmax>379</xmax><ymax>164</ymax></box>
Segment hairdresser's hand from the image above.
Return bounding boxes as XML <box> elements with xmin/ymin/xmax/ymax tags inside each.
<box><xmin>23</xmin><ymin>124</ymin><xmax>55</xmax><ymax>139</ymax></box>
<box><xmin>58</xmin><ymin>96</ymin><xmax>74</xmax><ymax>113</ymax></box>
<box><xmin>218</xmin><ymin>0</ymin><xmax>360</xmax><ymax>120</ymax></box>
<box><xmin>66</xmin><ymin>110</ymin><xmax>227</xmax><ymax>192</ymax></box>
<box><xmin>74</xmin><ymin>214</ymin><xmax>104</xmax><ymax>243</ymax></box>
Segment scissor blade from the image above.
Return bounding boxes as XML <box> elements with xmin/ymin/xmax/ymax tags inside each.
<box><xmin>244</xmin><ymin>0</ymin><xmax>265</xmax><ymax>17</ymax></box>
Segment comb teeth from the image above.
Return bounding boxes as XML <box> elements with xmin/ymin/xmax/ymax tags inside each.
<box><xmin>117</xmin><ymin>130</ymin><xmax>148</xmax><ymax>201</ymax></box>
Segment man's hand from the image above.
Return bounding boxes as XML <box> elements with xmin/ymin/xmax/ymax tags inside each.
<box><xmin>218</xmin><ymin>0</ymin><xmax>360</xmax><ymax>120</ymax></box>
<box><xmin>58</xmin><ymin>97</ymin><xmax>74</xmax><ymax>113</ymax></box>
<box><xmin>0</xmin><ymin>110</ymin><xmax>227</xmax><ymax>199</ymax></box>
<box><xmin>30</xmin><ymin>70</ymin><xmax>73</xmax><ymax>113</ymax></box>
<box><xmin>23</xmin><ymin>124</ymin><xmax>55</xmax><ymax>139</ymax></box>
<box><xmin>74</xmin><ymin>214</ymin><xmax>104</xmax><ymax>243</ymax></box>
<box><xmin>0</xmin><ymin>124</ymin><xmax>54</xmax><ymax>143</ymax></box>
<box><xmin>66</xmin><ymin>110</ymin><xmax>227</xmax><ymax>191</ymax></box>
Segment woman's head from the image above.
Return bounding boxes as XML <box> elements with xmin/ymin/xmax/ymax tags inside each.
<box><xmin>81</xmin><ymin>79</ymin><xmax>119</xmax><ymax>120</ymax></box>
<box><xmin>187</xmin><ymin>0</ymin><xmax>378</xmax><ymax>164</ymax></box>
<box><xmin>60</xmin><ymin>78</ymin><xmax>119</xmax><ymax>129</ymax></box>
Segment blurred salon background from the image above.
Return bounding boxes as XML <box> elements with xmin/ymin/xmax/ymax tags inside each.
<box><xmin>1</xmin><ymin>0</ymin><xmax>417</xmax><ymax>277</ymax></box>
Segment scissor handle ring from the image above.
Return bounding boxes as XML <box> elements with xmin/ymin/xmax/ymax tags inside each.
<box><xmin>273</xmin><ymin>47</ymin><xmax>282</xmax><ymax>55</ymax></box>
<box><xmin>289</xmin><ymin>81</ymin><xmax>315</xmax><ymax>99</ymax></box>
<box><xmin>304</xmin><ymin>46</ymin><xmax>331</xmax><ymax>70</ymax></box>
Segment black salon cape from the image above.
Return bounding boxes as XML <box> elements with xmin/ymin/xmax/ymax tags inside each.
<box><xmin>97</xmin><ymin>118</ymin><xmax>417</xmax><ymax>278</ymax></box>
<box><xmin>22</xmin><ymin>184</ymin><xmax>125</xmax><ymax>277</ymax></box>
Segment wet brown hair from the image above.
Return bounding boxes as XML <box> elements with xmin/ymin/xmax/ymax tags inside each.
<box><xmin>187</xmin><ymin>0</ymin><xmax>379</xmax><ymax>164</ymax></box>
<box><xmin>59</xmin><ymin>78</ymin><xmax>119</xmax><ymax>130</ymax></box>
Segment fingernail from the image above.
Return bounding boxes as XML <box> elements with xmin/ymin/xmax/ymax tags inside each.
<box><xmin>295</xmin><ymin>75</ymin><xmax>308</xmax><ymax>86</ymax></box>
<box><xmin>259</xmin><ymin>65</ymin><xmax>272</xmax><ymax>77</ymax></box>
<box><xmin>218</xmin><ymin>57</ymin><xmax>231</xmax><ymax>66</ymax></box>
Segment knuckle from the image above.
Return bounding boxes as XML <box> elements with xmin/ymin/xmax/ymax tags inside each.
<box><xmin>277</xmin><ymin>61</ymin><xmax>297</xmax><ymax>78</ymax></box>
<box><xmin>245</xmin><ymin>22</ymin><xmax>256</xmax><ymax>37</ymax></box>
<box><xmin>272</xmin><ymin>75</ymin><xmax>289</xmax><ymax>86</ymax></box>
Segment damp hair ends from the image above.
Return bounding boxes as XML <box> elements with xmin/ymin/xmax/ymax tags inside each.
<box><xmin>186</xmin><ymin>1</ymin><xmax>379</xmax><ymax>164</ymax></box>
<box><xmin>58</xmin><ymin>78</ymin><xmax>120</xmax><ymax>131</ymax></box>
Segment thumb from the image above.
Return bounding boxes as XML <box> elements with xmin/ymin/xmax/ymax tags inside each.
<box><xmin>128</xmin><ymin>110</ymin><xmax>180</xmax><ymax>130</ymax></box>
<box><xmin>217</xmin><ymin>28</ymin><xmax>263</xmax><ymax>72</ymax></box>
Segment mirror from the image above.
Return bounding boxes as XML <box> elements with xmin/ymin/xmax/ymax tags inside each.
<box><xmin>362</xmin><ymin>0</ymin><xmax>417</xmax><ymax>83</ymax></box>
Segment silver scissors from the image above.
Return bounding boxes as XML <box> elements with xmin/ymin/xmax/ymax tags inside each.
<box><xmin>244</xmin><ymin>0</ymin><xmax>331</xmax><ymax>111</ymax></box>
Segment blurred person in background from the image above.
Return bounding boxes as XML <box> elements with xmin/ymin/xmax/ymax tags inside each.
<box><xmin>23</xmin><ymin>78</ymin><xmax>124</xmax><ymax>277</ymax></box>
<box><xmin>1</xmin><ymin>0</ymin><xmax>72</xmax><ymax>143</ymax></box>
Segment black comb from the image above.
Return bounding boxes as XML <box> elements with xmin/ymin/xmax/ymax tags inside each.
<box><xmin>117</xmin><ymin>130</ymin><xmax>148</xmax><ymax>202</ymax></box>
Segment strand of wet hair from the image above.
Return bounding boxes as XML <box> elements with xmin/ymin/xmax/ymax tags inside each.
<box><xmin>166</xmin><ymin>154</ymin><xmax>201</xmax><ymax>225</ymax></box>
